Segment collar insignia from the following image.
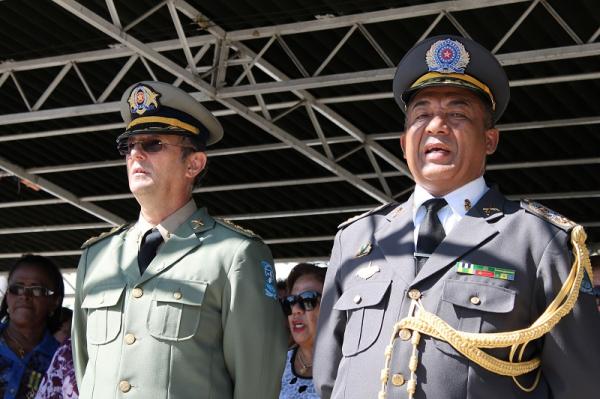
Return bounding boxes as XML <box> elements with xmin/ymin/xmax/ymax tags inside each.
<box><xmin>356</xmin><ymin>263</ymin><xmax>380</xmax><ymax>280</ymax></box>
<box><xmin>482</xmin><ymin>207</ymin><xmax>501</xmax><ymax>217</ymax></box>
<box><xmin>128</xmin><ymin>84</ymin><xmax>160</xmax><ymax>116</ymax></box>
<box><xmin>391</xmin><ymin>206</ymin><xmax>404</xmax><ymax>218</ymax></box>
<box><xmin>426</xmin><ymin>38</ymin><xmax>470</xmax><ymax>74</ymax></box>
<box><xmin>355</xmin><ymin>242</ymin><xmax>372</xmax><ymax>258</ymax></box>
<box><xmin>191</xmin><ymin>219</ymin><xmax>204</xmax><ymax>230</ymax></box>
<box><xmin>464</xmin><ymin>199</ymin><xmax>472</xmax><ymax>211</ymax></box>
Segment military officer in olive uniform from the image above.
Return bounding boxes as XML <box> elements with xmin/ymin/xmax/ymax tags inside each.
<box><xmin>314</xmin><ymin>35</ymin><xmax>600</xmax><ymax>399</ymax></box>
<box><xmin>72</xmin><ymin>81</ymin><xmax>288</xmax><ymax>399</ymax></box>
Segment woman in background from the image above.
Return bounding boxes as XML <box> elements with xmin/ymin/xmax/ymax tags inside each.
<box><xmin>0</xmin><ymin>255</ymin><xmax>64</xmax><ymax>399</ymax></box>
<box><xmin>279</xmin><ymin>263</ymin><xmax>326</xmax><ymax>399</ymax></box>
<box><xmin>52</xmin><ymin>308</ymin><xmax>72</xmax><ymax>345</ymax></box>
<box><xmin>34</xmin><ymin>336</ymin><xmax>78</xmax><ymax>399</ymax></box>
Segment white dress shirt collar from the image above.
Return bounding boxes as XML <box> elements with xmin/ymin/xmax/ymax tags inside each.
<box><xmin>134</xmin><ymin>199</ymin><xmax>197</xmax><ymax>245</ymax></box>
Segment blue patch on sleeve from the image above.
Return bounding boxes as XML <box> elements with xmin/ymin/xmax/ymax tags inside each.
<box><xmin>580</xmin><ymin>270</ymin><xmax>594</xmax><ymax>295</ymax></box>
<box><xmin>261</xmin><ymin>261</ymin><xmax>277</xmax><ymax>299</ymax></box>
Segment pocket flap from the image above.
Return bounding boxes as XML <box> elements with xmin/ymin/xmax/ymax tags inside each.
<box><xmin>442</xmin><ymin>280</ymin><xmax>515</xmax><ymax>313</ymax></box>
<box><xmin>334</xmin><ymin>280</ymin><xmax>391</xmax><ymax>311</ymax></box>
<box><xmin>153</xmin><ymin>279</ymin><xmax>207</xmax><ymax>306</ymax></box>
<box><xmin>81</xmin><ymin>286</ymin><xmax>125</xmax><ymax>309</ymax></box>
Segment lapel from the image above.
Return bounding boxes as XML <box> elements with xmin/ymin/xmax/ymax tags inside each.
<box><xmin>122</xmin><ymin>226</ymin><xmax>142</xmax><ymax>282</ymax></box>
<box><xmin>137</xmin><ymin>208</ymin><xmax>215</xmax><ymax>285</ymax></box>
<box><xmin>411</xmin><ymin>188</ymin><xmax>506</xmax><ymax>286</ymax></box>
<box><xmin>374</xmin><ymin>196</ymin><xmax>415</xmax><ymax>286</ymax></box>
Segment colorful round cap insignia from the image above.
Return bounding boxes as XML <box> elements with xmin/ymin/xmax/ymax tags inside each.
<box><xmin>128</xmin><ymin>84</ymin><xmax>160</xmax><ymax>116</ymax></box>
<box><xmin>426</xmin><ymin>38</ymin><xmax>470</xmax><ymax>74</ymax></box>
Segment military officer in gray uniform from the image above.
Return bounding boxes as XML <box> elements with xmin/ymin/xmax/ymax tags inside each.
<box><xmin>314</xmin><ymin>35</ymin><xmax>600</xmax><ymax>399</ymax></box>
<box><xmin>72</xmin><ymin>81</ymin><xmax>288</xmax><ymax>398</ymax></box>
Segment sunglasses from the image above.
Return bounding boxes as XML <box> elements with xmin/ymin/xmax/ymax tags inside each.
<box><xmin>281</xmin><ymin>290</ymin><xmax>322</xmax><ymax>316</ymax></box>
<box><xmin>117</xmin><ymin>139</ymin><xmax>195</xmax><ymax>156</ymax></box>
<box><xmin>8</xmin><ymin>284</ymin><xmax>55</xmax><ymax>297</ymax></box>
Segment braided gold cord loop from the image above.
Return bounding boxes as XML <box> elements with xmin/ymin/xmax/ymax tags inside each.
<box><xmin>378</xmin><ymin>225</ymin><xmax>591</xmax><ymax>397</ymax></box>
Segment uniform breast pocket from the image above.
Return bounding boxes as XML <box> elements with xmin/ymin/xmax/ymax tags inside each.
<box><xmin>334</xmin><ymin>280</ymin><xmax>391</xmax><ymax>357</ymax></box>
<box><xmin>81</xmin><ymin>285</ymin><xmax>125</xmax><ymax>345</ymax></box>
<box><xmin>434</xmin><ymin>279</ymin><xmax>516</xmax><ymax>355</ymax></box>
<box><xmin>147</xmin><ymin>279</ymin><xmax>208</xmax><ymax>341</ymax></box>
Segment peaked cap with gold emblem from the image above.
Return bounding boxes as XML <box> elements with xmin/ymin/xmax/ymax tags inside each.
<box><xmin>393</xmin><ymin>35</ymin><xmax>509</xmax><ymax>122</ymax></box>
<box><xmin>118</xmin><ymin>81</ymin><xmax>224</xmax><ymax>148</ymax></box>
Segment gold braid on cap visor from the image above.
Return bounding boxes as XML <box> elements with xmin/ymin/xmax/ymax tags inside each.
<box><xmin>378</xmin><ymin>225</ymin><xmax>592</xmax><ymax>399</ymax></box>
<box><xmin>410</xmin><ymin>72</ymin><xmax>496</xmax><ymax>111</ymax></box>
<box><xmin>126</xmin><ymin>116</ymin><xmax>200</xmax><ymax>134</ymax></box>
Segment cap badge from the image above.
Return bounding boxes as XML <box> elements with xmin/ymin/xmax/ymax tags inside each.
<box><xmin>128</xmin><ymin>84</ymin><xmax>160</xmax><ymax>116</ymax></box>
<box><xmin>426</xmin><ymin>38</ymin><xmax>470</xmax><ymax>74</ymax></box>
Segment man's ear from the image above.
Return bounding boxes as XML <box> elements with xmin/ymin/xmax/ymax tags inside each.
<box><xmin>485</xmin><ymin>128</ymin><xmax>500</xmax><ymax>155</ymax></box>
<box><xmin>400</xmin><ymin>134</ymin><xmax>407</xmax><ymax>159</ymax></box>
<box><xmin>185</xmin><ymin>152</ymin><xmax>207</xmax><ymax>179</ymax></box>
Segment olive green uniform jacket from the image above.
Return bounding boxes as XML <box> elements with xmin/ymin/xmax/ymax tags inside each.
<box><xmin>72</xmin><ymin>207</ymin><xmax>287</xmax><ymax>399</ymax></box>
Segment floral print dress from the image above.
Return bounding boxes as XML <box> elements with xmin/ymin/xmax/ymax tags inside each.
<box><xmin>34</xmin><ymin>338</ymin><xmax>77</xmax><ymax>399</ymax></box>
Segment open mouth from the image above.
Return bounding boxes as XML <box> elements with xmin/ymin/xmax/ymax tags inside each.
<box><xmin>292</xmin><ymin>321</ymin><xmax>306</xmax><ymax>332</ymax></box>
<box><xmin>424</xmin><ymin>143</ymin><xmax>449</xmax><ymax>153</ymax></box>
<box><xmin>424</xmin><ymin>143</ymin><xmax>450</xmax><ymax>157</ymax></box>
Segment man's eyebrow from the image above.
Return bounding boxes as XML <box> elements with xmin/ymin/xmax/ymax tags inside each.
<box><xmin>409</xmin><ymin>99</ymin><xmax>430</xmax><ymax>109</ymax></box>
<box><xmin>446</xmin><ymin>98</ymin><xmax>470</xmax><ymax>107</ymax></box>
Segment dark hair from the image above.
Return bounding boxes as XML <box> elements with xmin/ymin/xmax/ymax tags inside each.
<box><xmin>276</xmin><ymin>279</ymin><xmax>287</xmax><ymax>291</ymax></box>
<box><xmin>57</xmin><ymin>307</ymin><xmax>73</xmax><ymax>325</ymax></box>
<box><xmin>286</xmin><ymin>263</ymin><xmax>327</xmax><ymax>293</ymax></box>
<box><xmin>0</xmin><ymin>255</ymin><xmax>65</xmax><ymax>333</ymax></box>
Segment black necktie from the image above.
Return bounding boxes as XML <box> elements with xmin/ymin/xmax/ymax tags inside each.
<box><xmin>138</xmin><ymin>228</ymin><xmax>163</xmax><ymax>274</ymax></box>
<box><xmin>415</xmin><ymin>198</ymin><xmax>447</xmax><ymax>273</ymax></box>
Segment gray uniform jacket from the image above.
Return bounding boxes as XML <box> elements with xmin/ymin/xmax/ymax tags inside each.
<box><xmin>72</xmin><ymin>207</ymin><xmax>288</xmax><ymax>399</ymax></box>
<box><xmin>314</xmin><ymin>188</ymin><xmax>600</xmax><ymax>399</ymax></box>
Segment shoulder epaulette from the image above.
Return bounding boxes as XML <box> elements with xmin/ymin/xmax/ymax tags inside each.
<box><xmin>521</xmin><ymin>199</ymin><xmax>576</xmax><ymax>231</ymax></box>
<box><xmin>81</xmin><ymin>224</ymin><xmax>129</xmax><ymax>249</ymax></box>
<box><xmin>215</xmin><ymin>218</ymin><xmax>260</xmax><ymax>239</ymax></box>
<box><xmin>338</xmin><ymin>202</ymin><xmax>396</xmax><ymax>229</ymax></box>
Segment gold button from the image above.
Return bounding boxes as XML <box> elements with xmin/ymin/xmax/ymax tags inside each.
<box><xmin>173</xmin><ymin>291</ymin><xmax>182</xmax><ymax>300</ymax></box>
<box><xmin>391</xmin><ymin>373</ymin><xmax>405</xmax><ymax>386</ymax></box>
<box><xmin>399</xmin><ymin>328</ymin><xmax>412</xmax><ymax>341</ymax></box>
<box><xmin>353</xmin><ymin>295</ymin><xmax>362</xmax><ymax>304</ymax></box>
<box><xmin>119</xmin><ymin>380</ymin><xmax>131</xmax><ymax>393</ymax></box>
<box><xmin>470</xmin><ymin>296</ymin><xmax>481</xmax><ymax>305</ymax></box>
<box><xmin>132</xmin><ymin>288</ymin><xmax>143</xmax><ymax>298</ymax></box>
<box><xmin>408</xmin><ymin>289</ymin><xmax>421</xmax><ymax>300</ymax></box>
<box><xmin>124</xmin><ymin>334</ymin><xmax>136</xmax><ymax>345</ymax></box>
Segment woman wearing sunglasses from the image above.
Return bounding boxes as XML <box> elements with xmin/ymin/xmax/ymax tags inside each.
<box><xmin>279</xmin><ymin>263</ymin><xmax>326</xmax><ymax>399</ymax></box>
<box><xmin>0</xmin><ymin>255</ymin><xmax>64</xmax><ymax>399</ymax></box>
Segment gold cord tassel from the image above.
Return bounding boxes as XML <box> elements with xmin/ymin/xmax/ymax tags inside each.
<box><xmin>407</xmin><ymin>331</ymin><xmax>421</xmax><ymax>398</ymax></box>
<box><xmin>379</xmin><ymin>225</ymin><xmax>592</xmax><ymax>397</ymax></box>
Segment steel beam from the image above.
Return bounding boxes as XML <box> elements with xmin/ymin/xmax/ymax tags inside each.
<box><xmin>32</xmin><ymin>63</ymin><xmax>72</xmax><ymax>111</ymax></box>
<box><xmin>52</xmin><ymin>0</ymin><xmax>392</xmax><ymax>204</ymax></box>
<box><xmin>0</xmin><ymin>157</ymin><xmax>125</xmax><ymax>225</ymax></box>
<box><xmin>225</xmin><ymin>0</ymin><xmax>529</xmax><ymax>41</ymax></box>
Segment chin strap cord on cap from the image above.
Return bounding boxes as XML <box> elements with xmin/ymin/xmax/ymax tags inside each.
<box><xmin>378</xmin><ymin>225</ymin><xmax>592</xmax><ymax>399</ymax></box>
